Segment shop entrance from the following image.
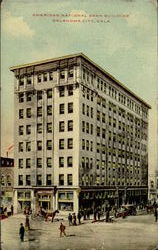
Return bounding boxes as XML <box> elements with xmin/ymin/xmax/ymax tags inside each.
<box><xmin>41</xmin><ymin>201</ymin><xmax>50</xmax><ymax>210</ymax></box>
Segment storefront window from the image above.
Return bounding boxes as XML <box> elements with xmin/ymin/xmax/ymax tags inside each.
<box><xmin>58</xmin><ymin>202</ymin><xmax>73</xmax><ymax>211</ymax></box>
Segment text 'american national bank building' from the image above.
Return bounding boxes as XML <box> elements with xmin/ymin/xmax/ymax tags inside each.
<box><xmin>10</xmin><ymin>53</ymin><xmax>150</xmax><ymax>214</ymax></box>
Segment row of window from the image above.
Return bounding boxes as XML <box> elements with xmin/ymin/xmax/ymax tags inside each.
<box><xmin>59</xmin><ymin>85</ymin><xmax>73</xmax><ymax>97</ymax></box>
<box><xmin>18</xmin><ymin>173</ymin><xmax>73</xmax><ymax>186</ymax></box>
<box><xmin>82</xmin><ymin>139</ymin><xmax>93</xmax><ymax>151</ymax></box>
<box><xmin>18</xmin><ymin>174</ymin><xmax>52</xmax><ymax>186</ymax></box>
<box><xmin>19</xmin><ymin>90</ymin><xmax>52</xmax><ymax>103</ymax></box>
<box><xmin>18</xmin><ymin>69</ymin><xmax>74</xmax><ymax>87</ymax></box>
<box><xmin>18</xmin><ymin>138</ymin><xmax>73</xmax><ymax>152</ymax></box>
<box><xmin>19</xmin><ymin>157</ymin><xmax>73</xmax><ymax>168</ymax></box>
<box><xmin>18</xmin><ymin>120</ymin><xmax>73</xmax><ymax>135</ymax></box>
<box><xmin>82</xmin><ymin>68</ymin><xmax>147</xmax><ymax>116</ymax></box>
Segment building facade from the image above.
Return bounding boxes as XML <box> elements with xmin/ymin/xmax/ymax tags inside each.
<box><xmin>10</xmin><ymin>53</ymin><xmax>150</xmax><ymax>214</ymax></box>
<box><xmin>0</xmin><ymin>157</ymin><xmax>14</xmax><ymax>208</ymax></box>
<box><xmin>148</xmin><ymin>171</ymin><xmax>158</xmax><ymax>202</ymax></box>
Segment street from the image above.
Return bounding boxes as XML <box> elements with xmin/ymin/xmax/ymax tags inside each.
<box><xmin>1</xmin><ymin>214</ymin><xmax>158</xmax><ymax>250</ymax></box>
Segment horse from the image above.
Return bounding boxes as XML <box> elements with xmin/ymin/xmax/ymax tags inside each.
<box><xmin>45</xmin><ymin>210</ymin><xmax>59</xmax><ymax>222</ymax></box>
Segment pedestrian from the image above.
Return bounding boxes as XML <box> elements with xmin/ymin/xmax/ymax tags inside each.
<box><xmin>11</xmin><ymin>205</ymin><xmax>14</xmax><ymax>216</ymax></box>
<box><xmin>59</xmin><ymin>222</ymin><xmax>66</xmax><ymax>237</ymax></box>
<box><xmin>106</xmin><ymin>210</ymin><xmax>110</xmax><ymax>222</ymax></box>
<box><xmin>19</xmin><ymin>223</ymin><xmax>25</xmax><ymax>242</ymax></box>
<box><xmin>97</xmin><ymin>210</ymin><xmax>101</xmax><ymax>220</ymax></box>
<box><xmin>154</xmin><ymin>207</ymin><xmax>158</xmax><ymax>222</ymax></box>
<box><xmin>72</xmin><ymin>213</ymin><xmax>77</xmax><ymax>225</ymax></box>
<box><xmin>25</xmin><ymin>215</ymin><xmax>30</xmax><ymax>230</ymax></box>
<box><xmin>83</xmin><ymin>209</ymin><xmax>87</xmax><ymax>220</ymax></box>
<box><xmin>68</xmin><ymin>213</ymin><xmax>72</xmax><ymax>226</ymax></box>
<box><xmin>77</xmin><ymin>212</ymin><xmax>82</xmax><ymax>224</ymax></box>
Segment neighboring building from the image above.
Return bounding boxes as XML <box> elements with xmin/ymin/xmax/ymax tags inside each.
<box><xmin>149</xmin><ymin>171</ymin><xmax>158</xmax><ymax>202</ymax></box>
<box><xmin>0</xmin><ymin>157</ymin><xmax>14</xmax><ymax>208</ymax></box>
<box><xmin>10</xmin><ymin>53</ymin><xmax>151</xmax><ymax>214</ymax></box>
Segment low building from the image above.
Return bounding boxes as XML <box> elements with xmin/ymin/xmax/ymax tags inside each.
<box><xmin>0</xmin><ymin>157</ymin><xmax>14</xmax><ymax>209</ymax></box>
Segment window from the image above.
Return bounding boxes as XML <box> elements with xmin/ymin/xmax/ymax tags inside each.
<box><xmin>6</xmin><ymin>175</ymin><xmax>11</xmax><ymax>186</ymax></box>
<box><xmin>67</xmin><ymin>157</ymin><xmax>72</xmax><ymax>167</ymax></box>
<box><xmin>60</xmin><ymin>71</ymin><xmax>65</xmax><ymax>79</ymax></box>
<box><xmin>97</xmin><ymin>127</ymin><xmax>100</xmax><ymax>137</ymax></box>
<box><xmin>86</xmin><ymin>122</ymin><xmax>89</xmax><ymax>133</ymax></box>
<box><xmin>68</xmin><ymin>120</ymin><xmax>73</xmax><ymax>131</ymax></box>
<box><xmin>102</xmin><ymin>113</ymin><xmax>106</xmax><ymax>123</ymax></box>
<box><xmin>18</xmin><ymin>175</ymin><xmax>23</xmax><ymax>186</ymax></box>
<box><xmin>59</xmin><ymin>121</ymin><xmax>65</xmax><ymax>132</ymax></box>
<box><xmin>37</xmin><ymin>107</ymin><xmax>42</xmax><ymax>117</ymax></box>
<box><xmin>82</xmin><ymin>157</ymin><xmax>85</xmax><ymax>168</ymax></box>
<box><xmin>1</xmin><ymin>175</ymin><xmax>5</xmax><ymax>186</ymax></box>
<box><xmin>19</xmin><ymin>142</ymin><xmax>23</xmax><ymax>152</ymax></box>
<box><xmin>68</xmin><ymin>85</ymin><xmax>73</xmax><ymax>96</ymax></box>
<box><xmin>26</xmin><ymin>125</ymin><xmax>31</xmax><ymax>135</ymax></box>
<box><xmin>49</xmin><ymin>71</ymin><xmax>53</xmax><ymax>81</ymax></box>
<box><xmin>37</xmin><ymin>175</ymin><xmax>42</xmax><ymax>185</ymax></box>
<box><xmin>47</xmin><ymin>158</ymin><xmax>52</xmax><ymax>168</ymax></box>
<box><xmin>26</xmin><ymin>142</ymin><xmax>31</xmax><ymax>151</ymax></box>
<box><xmin>19</xmin><ymin>93</ymin><xmax>24</xmax><ymax>103</ymax></box>
<box><xmin>59</xmin><ymin>86</ymin><xmax>65</xmax><ymax>97</ymax></box>
<box><xmin>26</xmin><ymin>158</ymin><xmax>31</xmax><ymax>168</ymax></box>
<box><xmin>26</xmin><ymin>175</ymin><xmax>31</xmax><ymax>186</ymax></box>
<box><xmin>37</xmin><ymin>158</ymin><xmax>42</xmax><ymax>168</ymax></box>
<box><xmin>90</xmin><ymin>141</ymin><xmax>93</xmax><ymax>151</ymax></box>
<box><xmin>82</xmin><ymin>103</ymin><xmax>85</xmax><ymax>115</ymax></box>
<box><xmin>86</xmin><ymin>140</ymin><xmax>89</xmax><ymax>151</ymax></box>
<box><xmin>87</xmin><ymin>106</ymin><xmax>89</xmax><ymax>116</ymax></box>
<box><xmin>68</xmin><ymin>69</ymin><xmax>73</xmax><ymax>78</ymax></box>
<box><xmin>26</xmin><ymin>92</ymin><xmax>32</xmax><ymax>102</ymax></box>
<box><xmin>19</xmin><ymin>77</ymin><xmax>24</xmax><ymax>86</ymax></box>
<box><xmin>47</xmin><ymin>105</ymin><xmax>52</xmax><ymax>115</ymax></box>
<box><xmin>59</xmin><ymin>157</ymin><xmax>64</xmax><ymax>167</ymax></box>
<box><xmin>67</xmin><ymin>174</ymin><xmax>72</xmax><ymax>185</ymax></box>
<box><xmin>26</xmin><ymin>108</ymin><xmax>31</xmax><ymax>118</ymax></box>
<box><xmin>19</xmin><ymin>109</ymin><xmax>24</xmax><ymax>119</ymax></box>
<box><xmin>68</xmin><ymin>102</ymin><xmax>73</xmax><ymax>113</ymax></box>
<box><xmin>18</xmin><ymin>159</ymin><xmax>23</xmax><ymax>168</ymax></box>
<box><xmin>47</xmin><ymin>123</ymin><xmax>52</xmax><ymax>133</ymax></box>
<box><xmin>90</xmin><ymin>124</ymin><xmax>93</xmax><ymax>135</ymax></box>
<box><xmin>68</xmin><ymin>138</ymin><xmax>73</xmax><ymax>149</ymax></box>
<box><xmin>59</xmin><ymin>104</ymin><xmax>64</xmax><ymax>114</ymax></box>
<box><xmin>43</xmin><ymin>72</ymin><xmax>47</xmax><ymax>82</ymax></box>
<box><xmin>46</xmin><ymin>174</ymin><xmax>52</xmax><ymax>185</ymax></box>
<box><xmin>59</xmin><ymin>174</ymin><xmax>64</xmax><ymax>185</ymax></box>
<box><xmin>19</xmin><ymin>126</ymin><xmax>24</xmax><ymax>135</ymax></box>
<box><xmin>91</xmin><ymin>108</ymin><xmax>93</xmax><ymax>118</ymax></box>
<box><xmin>47</xmin><ymin>140</ymin><xmax>52</xmax><ymax>150</ymax></box>
<box><xmin>37</xmin><ymin>141</ymin><xmax>42</xmax><ymax>151</ymax></box>
<box><xmin>97</xmin><ymin>111</ymin><xmax>100</xmax><ymax>121</ymax></box>
<box><xmin>37</xmin><ymin>74</ymin><xmax>42</xmax><ymax>83</ymax></box>
<box><xmin>47</xmin><ymin>89</ymin><xmax>52</xmax><ymax>98</ymax></box>
<box><xmin>37</xmin><ymin>123</ymin><xmax>42</xmax><ymax>133</ymax></box>
<box><xmin>59</xmin><ymin>139</ymin><xmax>64</xmax><ymax>149</ymax></box>
<box><xmin>82</xmin><ymin>139</ymin><xmax>85</xmax><ymax>150</ymax></box>
<box><xmin>82</xmin><ymin>121</ymin><xmax>85</xmax><ymax>132</ymax></box>
<box><xmin>37</xmin><ymin>91</ymin><xmax>42</xmax><ymax>100</ymax></box>
<box><xmin>27</xmin><ymin>76</ymin><xmax>32</xmax><ymax>85</ymax></box>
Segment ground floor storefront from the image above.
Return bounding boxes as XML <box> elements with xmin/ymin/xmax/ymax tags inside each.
<box><xmin>13</xmin><ymin>186</ymin><xmax>148</xmax><ymax>214</ymax></box>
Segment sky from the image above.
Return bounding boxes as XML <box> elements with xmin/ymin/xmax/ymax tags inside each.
<box><xmin>1</xmin><ymin>0</ymin><xmax>157</xmax><ymax>174</ymax></box>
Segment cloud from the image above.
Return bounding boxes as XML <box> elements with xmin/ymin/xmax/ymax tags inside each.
<box><xmin>2</xmin><ymin>11</ymin><xmax>34</xmax><ymax>38</ymax></box>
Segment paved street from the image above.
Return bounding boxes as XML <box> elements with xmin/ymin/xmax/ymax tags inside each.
<box><xmin>1</xmin><ymin>214</ymin><xmax>158</xmax><ymax>250</ymax></box>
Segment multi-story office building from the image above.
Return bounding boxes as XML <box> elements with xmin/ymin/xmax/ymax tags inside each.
<box><xmin>10</xmin><ymin>53</ymin><xmax>150</xmax><ymax>213</ymax></box>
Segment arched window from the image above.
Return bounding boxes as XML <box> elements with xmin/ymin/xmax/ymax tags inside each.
<box><xmin>7</xmin><ymin>175</ymin><xmax>12</xmax><ymax>186</ymax></box>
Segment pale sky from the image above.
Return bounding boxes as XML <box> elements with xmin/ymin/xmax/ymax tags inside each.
<box><xmin>1</xmin><ymin>0</ymin><xmax>157</xmax><ymax>174</ymax></box>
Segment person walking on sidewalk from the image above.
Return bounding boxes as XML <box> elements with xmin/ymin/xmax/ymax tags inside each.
<box><xmin>154</xmin><ymin>207</ymin><xmax>158</xmax><ymax>222</ymax></box>
<box><xmin>68</xmin><ymin>213</ymin><xmax>72</xmax><ymax>226</ymax></box>
<box><xmin>19</xmin><ymin>223</ymin><xmax>25</xmax><ymax>242</ymax></box>
<box><xmin>59</xmin><ymin>222</ymin><xmax>66</xmax><ymax>237</ymax></box>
